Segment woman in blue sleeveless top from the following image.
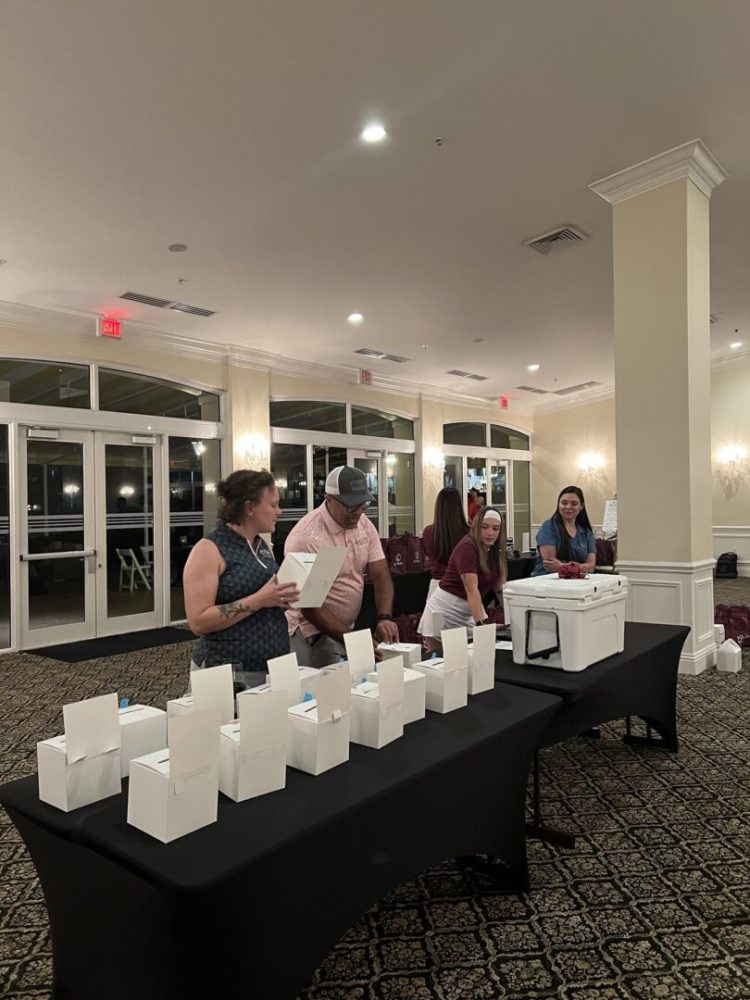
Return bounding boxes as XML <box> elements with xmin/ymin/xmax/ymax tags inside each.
<box><xmin>184</xmin><ymin>469</ymin><xmax>299</xmax><ymax>677</ymax></box>
<box><xmin>532</xmin><ymin>485</ymin><xmax>596</xmax><ymax>576</ymax></box>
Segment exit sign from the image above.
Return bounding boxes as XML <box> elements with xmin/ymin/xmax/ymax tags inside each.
<box><xmin>98</xmin><ymin>317</ymin><xmax>122</xmax><ymax>339</ymax></box>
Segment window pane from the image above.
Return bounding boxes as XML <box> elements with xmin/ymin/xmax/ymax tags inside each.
<box><xmin>168</xmin><ymin>437</ymin><xmax>221</xmax><ymax>621</ymax></box>
<box><xmin>0</xmin><ymin>359</ymin><xmax>90</xmax><ymax>408</ymax></box>
<box><xmin>312</xmin><ymin>446</ymin><xmax>347</xmax><ymax>507</ymax></box>
<box><xmin>512</xmin><ymin>460</ymin><xmax>531</xmax><ymax>551</ymax></box>
<box><xmin>105</xmin><ymin>444</ymin><xmax>154</xmax><ymax>619</ymax></box>
<box><xmin>351</xmin><ymin>406</ymin><xmax>413</xmax><ymax>440</ymax></box>
<box><xmin>443</xmin><ymin>422</ymin><xmax>486</xmax><ymax>447</ymax></box>
<box><xmin>443</xmin><ymin>456</ymin><xmax>463</xmax><ymax>491</ymax></box>
<box><xmin>0</xmin><ymin>427</ymin><xmax>9</xmax><ymax>648</ymax></box>
<box><xmin>386</xmin><ymin>452</ymin><xmax>415</xmax><ymax>536</ymax></box>
<box><xmin>490</xmin><ymin>424</ymin><xmax>530</xmax><ymax>450</ymax></box>
<box><xmin>270</xmin><ymin>400</ymin><xmax>346</xmax><ymax>433</ymax></box>
<box><xmin>466</xmin><ymin>457</ymin><xmax>487</xmax><ymax>520</ymax></box>
<box><xmin>271</xmin><ymin>443</ymin><xmax>307</xmax><ymax>560</ymax></box>
<box><xmin>99</xmin><ymin>369</ymin><xmax>220</xmax><ymax>420</ymax></box>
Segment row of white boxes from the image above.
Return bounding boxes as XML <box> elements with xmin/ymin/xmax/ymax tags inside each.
<box><xmin>37</xmin><ymin>625</ymin><xmax>499</xmax><ymax>842</ymax></box>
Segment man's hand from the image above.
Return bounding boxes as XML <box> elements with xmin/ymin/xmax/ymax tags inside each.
<box><xmin>374</xmin><ymin>619</ymin><xmax>399</xmax><ymax>644</ymax></box>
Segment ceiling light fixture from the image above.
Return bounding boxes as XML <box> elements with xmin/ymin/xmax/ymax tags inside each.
<box><xmin>527</xmin><ymin>363</ymin><xmax>541</xmax><ymax>372</ymax></box>
<box><xmin>168</xmin><ymin>243</ymin><xmax>189</xmax><ymax>253</ymax></box>
<box><xmin>730</xmin><ymin>341</ymin><xmax>743</xmax><ymax>350</ymax></box>
<box><xmin>347</xmin><ymin>312</ymin><xmax>364</xmax><ymax>325</ymax></box>
<box><xmin>361</xmin><ymin>124</ymin><xmax>386</xmax><ymax>143</ymax></box>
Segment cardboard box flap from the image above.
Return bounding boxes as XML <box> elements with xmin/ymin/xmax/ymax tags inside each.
<box><xmin>237</xmin><ymin>688</ymin><xmax>287</xmax><ymax>754</ymax></box>
<box><xmin>168</xmin><ymin>709</ymin><xmax>221</xmax><ymax>784</ymax></box>
<box><xmin>344</xmin><ymin>628</ymin><xmax>376</xmax><ymax>680</ymax></box>
<box><xmin>267</xmin><ymin>652</ymin><xmax>302</xmax><ymax>700</ymax></box>
<box><xmin>376</xmin><ymin>657</ymin><xmax>405</xmax><ymax>713</ymax></box>
<box><xmin>441</xmin><ymin>627</ymin><xmax>469</xmax><ymax>669</ymax></box>
<box><xmin>470</xmin><ymin>623</ymin><xmax>496</xmax><ymax>661</ymax></box>
<box><xmin>314</xmin><ymin>665</ymin><xmax>351</xmax><ymax>721</ymax></box>
<box><xmin>276</xmin><ymin>546</ymin><xmax>346</xmax><ymax>608</ymax></box>
<box><xmin>190</xmin><ymin>663</ymin><xmax>234</xmax><ymax>721</ymax></box>
<box><xmin>63</xmin><ymin>692</ymin><xmax>120</xmax><ymax>764</ymax></box>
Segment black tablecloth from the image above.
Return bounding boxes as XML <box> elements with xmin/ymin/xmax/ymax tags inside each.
<box><xmin>1</xmin><ymin>684</ymin><xmax>560</xmax><ymax>1000</ymax></box>
<box><xmin>494</xmin><ymin>621</ymin><xmax>689</xmax><ymax>748</ymax></box>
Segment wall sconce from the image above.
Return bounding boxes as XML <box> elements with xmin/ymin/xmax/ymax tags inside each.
<box><xmin>422</xmin><ymin>447</ymin><xmax>445</xmax><ymax>493</ymax></box>
<box><xmin>577</xmin><ymin>452</ymin><xmax>605</xmax><ymax>476</ymax></box>
<box><xmin>716</xmin><ymin>445</ymin><xmax>748</xmax><ymax>498</ymax></box>
<box><xmin>235</xmin><ymin>433</ymin><xmax>270</xmax><ymax>470</ymax></box>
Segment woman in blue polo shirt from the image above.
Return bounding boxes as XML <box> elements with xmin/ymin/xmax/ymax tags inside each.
<box><xmin>532</xmin><ymin>485</ymin><xmax>596</xmax><ymax>576</ymax></box>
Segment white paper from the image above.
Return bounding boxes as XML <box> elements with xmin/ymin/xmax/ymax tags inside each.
<box><xmin>238</xmin><ymin>689</ymin><xmax>287</xmax><ymax>754</ymax></box>
<box><xmin>267</xmin><ymin>652</ymin><xmax>302</xmax><ymax>701</ymax></box>
<box><xmin>63</xmin><ymin>692</ymin><xmax>120</xmax><ymax>764</ymax></box>
<box><xmin>277</xmin><ymin>546</ymin><xmax>346</xmax><ymax>607</ymax></box>
<box><xmin>190</xmin><ymin>663</ymin><xmax>234</xmax><ymax>722</ymax></box>
<box><xmin>169</xmin><ymin>709</ymin><xmax>221</xmax><ymax>784</ymax></box>
<box><xmin>314</xmin><ymin>665</ymin><xmax>351</xmax><ymax>721</ymax></box>
<box><xmin>495</xmin><ymin>640</ymin><xmax>513</xmax><ymax>650</ymax></box>
<box><xmin>344</xmin><ymin>628</ymin><xmax>376</xmax><ymax>679</ymax></box>
<box><xmin>441</xmin><ymin>627</ymin><xmax>469</xmax><ymax>669</ymax></box>
<box><xmin>375</xmin><ymin>657</ymin><xmax>404</xmax><ymax>713</ymax></box>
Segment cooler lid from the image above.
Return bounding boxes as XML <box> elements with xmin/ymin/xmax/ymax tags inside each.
<box><xmin>504</xmin><ymin>573</ymin><xmax>627</xmax><ymax>600</ymax></box>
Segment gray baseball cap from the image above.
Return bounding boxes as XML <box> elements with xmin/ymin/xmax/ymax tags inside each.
<box><xmin>324</xmin><ymin>466</ymin><xmax>375</xmax><ymax>508</ymax></box>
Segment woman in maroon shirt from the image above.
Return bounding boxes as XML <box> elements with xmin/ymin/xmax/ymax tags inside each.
<box><xmin>421</xmin><ymin>487</ymin><xmax>470</xmax><ymax>589</ymax></box>
<box><xmin>418</xmin><ymin>507</ymin><xmax>507</xmax><ymax>653</ymax></box>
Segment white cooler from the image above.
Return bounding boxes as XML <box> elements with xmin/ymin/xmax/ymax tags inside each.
<box><xmin>503</xmin><ymin>573</ymin><xmax>628</xmax><ymax>671</ymax></box>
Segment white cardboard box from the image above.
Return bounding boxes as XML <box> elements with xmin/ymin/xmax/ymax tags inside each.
<box><xmin>276</xmin><ymin>546</ymin><xmax>346</xmax><ymax>608</ymax></box>
<box><xmin>267</xmin><ymin>652</ymin><xmax>321</xmax><ymax>705</ymax></box>
<box><xmin>219</xmin><ymin>688</ymin><xmax>287</xmax><ymax>801</ymax></box>
<box><xmin>367</xmin><ymin>661</ymin><xmax>426</xmax><ymax>724</ymax></box>
<box><xmin>287</xmin><ymin>666</ymin><xmax>351</xmax><ymax>775</ymax></box>
<box><xmin>467</xmin><ymin>624</ymin><xmax>496</xmax><ymax>695</ymax></box>
<box><xmin>37</xmin><ymin>693</ymin><xmax>122</xmax><ymax>812</ymax></box>
<box><xmin>412</xmin><ymin>657</ymin><xmax>468</xmax><ymax>714</ymax></box>
<box><xmin>350</xmin><ymin>658</ymin><xmax>404</xmax><ymax>749</ymax></box>
<box><xmin>167</xmin><ymin>663</ymin><xmax>235</xmax><ymax>726</ymax></box>
<box><xmin>127</xmin><ymin>709</ymin><xmax>221</xmax><ymax>843</ymax></box>
<box><xmin>118</xmin><ymin>705</ymin><xmax>167</xmax><ymax>778</ymax></box>
<box><xmin>377</xmin><ymin>642</ymin><xmax>423</xmax><ymax>668</ymax></box>
<box><xmin>503</xmin><ymin>573</ymin><xmax>628</xmax><ymax>671</ymax></box>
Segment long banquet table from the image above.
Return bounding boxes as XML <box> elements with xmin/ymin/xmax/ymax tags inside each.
<box><xmin>0</xmin><ymin>683</ymin><xmax>560</xmax><ymax>1000</ymax></box>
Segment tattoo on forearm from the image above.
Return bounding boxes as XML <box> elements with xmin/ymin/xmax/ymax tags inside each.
<box><xmin>219</xmin><ymin>600</ymin><xmax>246</xmax><ymax>619</ymax></box>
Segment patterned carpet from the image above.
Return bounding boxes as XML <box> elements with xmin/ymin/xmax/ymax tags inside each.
<box><xmin>1</xmin><ymin>585</ymin><xmax>749</xmax><ymax>1000</ymax></box>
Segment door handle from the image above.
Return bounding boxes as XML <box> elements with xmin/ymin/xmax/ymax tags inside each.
<box><xmin>21</xmin><ymin>549</ymin><xmax>97</xmax><ymax>562</ymax></box>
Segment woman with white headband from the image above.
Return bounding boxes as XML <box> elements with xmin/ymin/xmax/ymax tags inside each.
<box><xmin>418</xmin><ymin>506</ymin><xmax>507</xmax><ymax>653</ymax></box>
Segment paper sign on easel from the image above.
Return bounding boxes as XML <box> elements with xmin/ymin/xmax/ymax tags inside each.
<box><xmin>276</xmin><ymin>546</ymin><xmax>346</xmax><ymax>607</ymax></box>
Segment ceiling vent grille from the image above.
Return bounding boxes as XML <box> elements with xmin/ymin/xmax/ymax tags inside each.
<box><xmin>447</xmin><ymin>369</ymin><xmax>488</xmax><ymax>381</ymax></box>
<box><xmin>354</xmin><ymin>348</ymin><xmax>411</xmax><ymax>363</ymax></box>
<box><xmin>525</xmin><ymin>225</ymin><xmax>587</xmax><ymax>255</ymax></box>
<box><xmin>553</xmin><ymin>380</ymin><xmax>601</xmax><ymax>396</ymax></box>
<box><xmin>120</xmin><ymin>291</ymin><xmax>215</xmax><ymax>317</ymax></box>
<box><xmin>515</xmin><ymin>384</ymin><xmax>549</xmax><ymax>395</ymax></box>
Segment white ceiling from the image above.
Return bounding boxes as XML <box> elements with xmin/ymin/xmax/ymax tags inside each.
<box><xmin>2</xmin><ymin>0</ymin><xmax>750</xmax><ymax>410</ymax></box>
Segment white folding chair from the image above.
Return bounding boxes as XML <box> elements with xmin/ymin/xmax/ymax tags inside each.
<box><xmin>139</xmin><ymin>544</ymin><xmax>154</xmax><ymax>581</ymax></box>
<box><xmin>116</xmin><ymin>548</ymin><xmax>152</xmax><ymax>592</ymax></box>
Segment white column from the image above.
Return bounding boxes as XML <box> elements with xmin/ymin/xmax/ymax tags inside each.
<box><xmin>590</xmin><ymin>140</ymin><xmax>727</xmax><ymax>675</ymax></box>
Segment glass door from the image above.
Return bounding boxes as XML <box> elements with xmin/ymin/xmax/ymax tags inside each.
<box><xmin>95</xmin><ymin>432</ymin><xmax>163</xmax><ymax>636</ymax></box>
<box><xmin>19</xmin><ymin>429</ymin><xmax>96</xmax><ymax>647</ymax></box>
<box><xmin>18</xmin><ymin>427</ymin><xmax>165</xmax><ymax>648</ymax></box>
<box><xmin>347</xmin><ymin>450</ymin><xmax>381</xmax><ymax>535</ymax></box>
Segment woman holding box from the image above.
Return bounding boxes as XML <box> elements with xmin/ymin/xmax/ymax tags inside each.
<box><xmin>184</xmin><ymin>469</ymin><xmax>299</xmax><ymax>684</ymax></box>
<box><xmin>418</xmin><ymin>507</ymin><xmax>507</xmax><ymax>653</ymax></box>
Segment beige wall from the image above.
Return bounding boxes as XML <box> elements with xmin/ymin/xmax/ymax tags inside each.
<box><xmin>531</xmin><ymin>397</ymin><xmax>617</xmax><ymax>531</ymax></box>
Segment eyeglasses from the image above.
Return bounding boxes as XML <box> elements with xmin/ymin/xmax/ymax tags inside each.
<box><xmin>332</xmin><ymin>496</ymin><xmax>371</xmax><ymax>511</ymax></box>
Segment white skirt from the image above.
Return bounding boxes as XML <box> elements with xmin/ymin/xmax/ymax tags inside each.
<box><xmin>418</xmin><ymin>585</ymin><xmax>474</xmax><ymax>638</ymax></box>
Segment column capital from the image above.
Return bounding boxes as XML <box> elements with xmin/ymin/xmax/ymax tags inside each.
<box><xmin>589</xmin><ymin>139</ymin><xmax>728</xmax><ymax>205</ymax></box>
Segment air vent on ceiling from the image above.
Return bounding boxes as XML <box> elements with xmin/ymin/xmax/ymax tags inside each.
<box><xmin>354</xmin><ymin>348</ymin><xmax>411</xmax><ymax>363</ymax></box>
<box><xmin>553</xmin><ymin>380</ymin><xmax>601</xmax><ymax>396</ymax></box>
<box><xmin>120</xmin><ymin>291</ymin><xmax>215</xmax><ymax>317</ymax></box>
<box><xmin>446</xmin><ymin>370</ymin><xmax>489</xmax><ymax>381</ymax></box>
<box><xmin>515</xmin><ymin>385</ymin><xmax>549</xmax><ymax>395</ymax></box>
<box><xmin>525</xmin><ymin>225</ymin><xmax>587</xmax><ymax>255</ymax></box>
<box><xmin>121</xmin><ymin>291</ymin><xmax>171</xmax><ymax>308</ymax></box>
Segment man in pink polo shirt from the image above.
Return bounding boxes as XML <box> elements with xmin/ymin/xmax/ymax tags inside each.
<box><xmin>286</xmin><ymin>466</ymin><xmax>399</xmax><ymax>667</ymax></box>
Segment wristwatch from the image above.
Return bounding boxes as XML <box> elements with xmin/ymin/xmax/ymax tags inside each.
<box><xmin>376</xmin><ymin>613</ymin><xmax>394</xmax><ymax>621</ymax></box>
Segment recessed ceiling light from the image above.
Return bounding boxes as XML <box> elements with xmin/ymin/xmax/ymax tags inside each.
<box><xmin>347</xmin><ymin>312</ymin><xmax>364</xmax><ymax>325</ymax></box>
<box><xmin>168</xmin><ymin>243</ymin><xmax>189</xmax><ymax>253</ymax></box>
<box><xmin>527</xmin><ymin>363</ymin><xmax>541</xmax><ymax>372</ymax></box>
<box><xmin>730</xmin><ymin>341</ymin><xmax>743</xmax><ymax>350</ymax></box>
<box><xmin>421</xmin><ymin>343</ymin><xmax>429</xmax><ymax>350</ymax></box>
<box><xmin>473</xmin><ymin>337</ymin><xmax>485</xmax><ymax>343</ymax></box>
<box><xmin>361</xmin><ymin>124</ymin><xmax>387</xmax><ymax>143</ymax></box>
